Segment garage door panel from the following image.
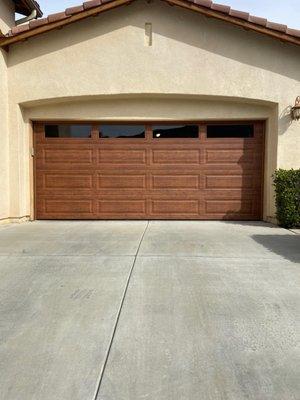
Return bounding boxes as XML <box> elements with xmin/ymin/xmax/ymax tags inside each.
<box><xmin>98</xmin><ymin>199</ymin><xmax>147</xmax><ymax>215</ymax></box>
<box><xmin>151</xmin><ymin>149</ymin><xmax>201</xmax><ymax>165</ymax></box>
<box><xmin>36</xmin><ymin>148</ymin><xmax>96</xmax><ymax>170</ymax></box>
<box><xmin>204</xmin><ymin>188</ymin><xmax>261</xmax><ymax>200</ymax></box>
<box><xmin>150</xmin><ymin>200</ymin><xmax>200</xmax><ymax>215</ymax></box>
<box><xmin>202</xmin><ymin>213</ymin><xmax>258</xmax><ymax>221</ymax></box>
<box><xmin>205</xmin><ymin>149</ymin><xmax>254</xmax><ymax>164</ymax></box>
<box><xmin>203</xmin><ymin>166</ymin><xmax>262</xmax><ymax>174</ymax></box>
<box><xmin>44</xmin><ymin>148</ymin><xmax>93</xmax><ymax>164</ymax></box>
<box><xmin>205</xmin><ymin>200</ymin><xmax>253</xmax><ymax>215</ymax></box>
<box><xmin>97</xmin><ymin>174</ymin><xmax>147</xmax><ymax>189</ymax></box>
<box><xmin>98</xmin><ymin>149</ymin><xmax>146</xmax><ymax>165</ymax></box>
<box><xmin>147</xmin><ymin>190</ymin><xmax>202</xmax><ymax>199</ymax></box>
<box><xmin>203</xmin><ymin>141</ymin><xmax>261</xmax><ymax>149</ymax></box>
<box><xmin>41</xmin><ymin>173</ymin><xmax>94</xmax><ymax>190</ymax></box>
<box><xmin>205</xmin><ymin>175</ymin><xmax>258</xmax><ymax>189</ymax></box>
<box><xmin>151</xmin><ymin>174</ymin><xmax>200</xmax><ymax>190</ymax></box>
<box><xmin>37</xmin><ymin>198</ymin><xmax>94</xmax><ymax>217</ymax></box>
<box><xmin>35</xmin><ymin>164</ymin><xmax>97</xmax><ymax>172</ymax></box>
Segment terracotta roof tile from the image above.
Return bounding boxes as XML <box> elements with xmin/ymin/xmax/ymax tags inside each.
<box><xmin>11</xmin><ymin>24</ymin><xmax>30</xmax><ymax>35</ymax></box>
<box><xmin>83</xmin><ymin>0</ymin><xmax>102</xmax><ymax>9</ymax></box>
<box><xmin>287</xmin><ymin>28</ymin><xmax>300</xmax><ymax>38</ymax></box>
<box><xmin>211</xmin><ymin>3</ymin><xmax>231</xmax><ymax>14</ymax></box>
<box><xmin>248</xmin><ymin>15</ymin><xmax>267</xmax><ymax>27</ymax></box>
<box><xmin>65</xmin><ymin>5</ymin><xmax>84</xmax><ymax>15</ymax></box>
<box><xmin>266</xmin><ymin>21</ymin><xmax>288</xmax><ymax>33</ymax></box>
<box><xmin>194</xmin><ymin>0</ymin><xmax>212</xmax><ymax>7</ymax></box>
<box><xmin>3</xmin><ymin>0</ymin><xmax>300</xmax><ymax>46</ymax></box>
<box><xmin>47</xmin><ymin>12</ymin><xmax>68</xmax><ymax>23</ymax></box>
<box><xmin>28</xmin><ymin>17</ymin><xmax>49</xmax><ymax>29</ymax></box>
<box><xmin>229</xmin><ymin>9</ymin><xmax>249</xmax><ymax>21</ymax></box>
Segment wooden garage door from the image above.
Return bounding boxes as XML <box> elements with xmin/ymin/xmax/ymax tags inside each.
<box><xmin>34</xmin><ymin>121</ymin><xmax>264</xmax><ymax>220</ymax></box>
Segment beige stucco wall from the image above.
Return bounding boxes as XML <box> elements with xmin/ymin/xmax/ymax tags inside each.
<box><xmin>0</xmin><ymin>0</ymin><xmax>14</xmax><ymax>221</ymax></box>
<box><xmin>0</xmin><ymin>50</ymin><xmax>9</xmax><ymax>221</ymax></box>
<box><xmin>0</xmin><ymin>49</ymin><xmax>10</xmax><ymax>221</ymax></box>
<box><xmin>2</xmin><ymin>0</ymin><xmax>300</xmax><ymax>221</ymax></box>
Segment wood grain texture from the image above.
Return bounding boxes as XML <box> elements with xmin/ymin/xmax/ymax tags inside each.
<box><xmin>34</xmin><ymin>122</ymin><xmax>264</xmax><ymax>220</ymax></box>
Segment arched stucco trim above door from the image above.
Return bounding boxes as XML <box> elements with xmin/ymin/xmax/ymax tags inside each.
<box><xmin>16</xmin><ymin>95</ymin><xmax>278</xmax><ymax>221</ymax></box>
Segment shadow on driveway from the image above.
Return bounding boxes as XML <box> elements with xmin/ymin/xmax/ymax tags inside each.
<box><xmin>251</xmin><ymin>234</ymin><xmax>300</xmax><ymax>263</ymax></box>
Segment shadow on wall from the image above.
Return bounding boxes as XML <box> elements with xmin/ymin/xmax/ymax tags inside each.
<box><xmin>251</xmin><ymin>234</ymin><xmax>300</xmax><ymax>263</ymax></box>
<box><xmin>8</xmin><ymin>0</ymin><xmax>300</xmax><ymax>83</ymax></box>
<box><xmin>279</xmin><ymin>106</ymin><xmax>293</xmax><ymax>134</ymax></box>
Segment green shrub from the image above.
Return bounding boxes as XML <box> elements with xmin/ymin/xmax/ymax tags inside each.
<box><xmin>273</xmin><ymin>169</ymin><xmax>300</xmax><ymax>228</ymax></box>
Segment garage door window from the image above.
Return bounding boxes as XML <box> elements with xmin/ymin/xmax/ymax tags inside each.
<box><xmin>99</xmin><ymin>125</ymin><xmax>145</xmax><ymax>138</ymax></box>
<box><xmin>153</xmin><ymin>125</ymin><xmax>199</xmax><ymax>138</ymax></box>
<box><xmin>45</xmin><ymin>124</ymin><xmax>92</xmax><ymax>138</ymax></box>
<box><xmin>207</xmin><ymin>124</ymin><xmax>254</xmax><ymax>138</ymax></box>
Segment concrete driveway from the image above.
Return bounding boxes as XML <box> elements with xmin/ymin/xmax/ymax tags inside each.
<box><xmin>0</xmin><ymin>221</ymin><xmax>299</xmax><ymax>400</ymax></box>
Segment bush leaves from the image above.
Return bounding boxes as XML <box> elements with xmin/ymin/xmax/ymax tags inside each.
<box><xmin>273</xmin><ymin>169</ymin><xmax>300</xmax><ymax>228</ymax></box>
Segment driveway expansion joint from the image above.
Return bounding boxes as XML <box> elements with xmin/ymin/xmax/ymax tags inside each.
<box><xmin>92</xmin><ymin>220</ymin><xmax>150</xmax><ymax>400</ymax></box>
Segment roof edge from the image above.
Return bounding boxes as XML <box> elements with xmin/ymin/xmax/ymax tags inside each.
<box><xmin>1</xmin><ymin>0</ymin><xmax>300</xmax><ymax>48</ymax></box>
<box><xmin>0</xmin><ymin>0</ymin><xmax>132</xmax><ymax>47</ymax></box>
<box><xmin>170</xmin><ymin>0</ymin><xmax>300</xmax><ymax>46</ymax></box>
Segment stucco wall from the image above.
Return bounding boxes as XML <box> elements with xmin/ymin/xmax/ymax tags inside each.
<box><xmin>0</xmin><ymin>49</ymin><xmax>9</xmax><ymax>221</ymax></box>
<box><xmin>0</xmin><ymin>1</ymin><xmax>14</xmax><ymax>221</ymax></box>
<box><xmin>0</xmin><ymin>0</ymin><xmax>14</xmax><ymax>33</ymax></box>
<box><xmin>3</xmin><ymin>0</ymin><xmax>300</xmax><ymax>221</ymax></box>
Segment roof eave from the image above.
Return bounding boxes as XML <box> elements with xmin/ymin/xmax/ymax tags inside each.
<box><xmin>169</xmin><ymin>0</ymin><xmax>300</xmax><ymax>46</ymax></box>
<box><xmin>1</xmin><ymin>0</ymin><xmax>300</xmax><ymax>48</ymax></box>
<box><xmin>0</xmin><ymin>0</ymin><xmax>133</xmax><ymax>47</ymax></box>
<box><xmin>14</xmin><ymin>0</ymin><xmax>43</xmax><ymax>18</ymax></box>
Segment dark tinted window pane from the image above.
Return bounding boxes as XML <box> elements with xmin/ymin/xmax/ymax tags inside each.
<box><xmin>153</xmin><ymin>125</ymin><xmax>198</xmax><ymax>138</ymax></box>
<box><xmin>207</xmin><ymin>125</ymin><xmax>254</xmax><ymax>138</ymax></box>
<box><xmin>45</xmin><ymin>125</ymin><xmax>92</xmax><ymax>138</ymax></box>
<box><xmin>100</xmin><ymin>125</ymin><xmax>145</xmax><ymax>138</ymax></box>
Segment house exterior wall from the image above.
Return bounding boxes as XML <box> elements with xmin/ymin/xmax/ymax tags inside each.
<box><xmin>2</xmin><ymin>0</ymin><xmax>300</xmax><ymax>222</ymax></box>
<box><xmin>0</xmin><ymin>49</ymin><xmax>10</xmax><ymax>221</ymax></box>
<box><xmin>0</xmin><ymin>1</ymin><xmax>14</xmax><ymax>221</ymax></box>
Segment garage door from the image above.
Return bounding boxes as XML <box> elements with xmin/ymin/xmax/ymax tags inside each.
<box><xmin>34</xmin><ymin>121</ymin><xmax>264</xmax><ymax>220</ymax></box>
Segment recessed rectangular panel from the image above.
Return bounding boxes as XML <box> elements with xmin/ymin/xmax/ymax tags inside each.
<box><xmin>205</xmin><ymin>200</ymin><xmax>252</xmax><ymax>214</ymax></box>
<box><xmin>205</xmin><ymin>175</ymin><xmax>253</xmax><ymax>189</ymax></box>
<box><xmin>151</xmin><ymin>200</ymin><xmax>199</xmax><ymax>214</ymax></box>
<box><xmin>206</xmin><ymin>149</ymin><xmax>252</xmax><ymax>164</ymax></box>
<box><xmin>99</xmin><ymin>149</ymin><xmax>146</xmax><ymax>164</ymax></box>
<box><xmin>98</xmin><ymin>200</ymin><xmax>146</xmax><ymax>214</ymax></box>
<box><xmin>45</xmin><ymin>200</ymin><xmax>93</xmax><ymax>214</ymax></box>
<box><xmin>152</xmin><ymin>175</ymin><xmax>199</xmax><ymax>189</ymax></box>
<box><xmin>152</xmin><ymin>150</ymin><xmax>200</xmax><ymax>164</ymax></box>
<box><xmin>98</xmin><ymin>175</ymin><xmax>146</xmax><ymax>189</ymax></box>
<box><xmin>45</xmin><ymin>174</ymin><xmax>93</xmax><ymax>189</ymax></box>
<box><xmin>44</xmin><ymin>149</ymin><xmax>93</xmax><ymax>164</ymax></box>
